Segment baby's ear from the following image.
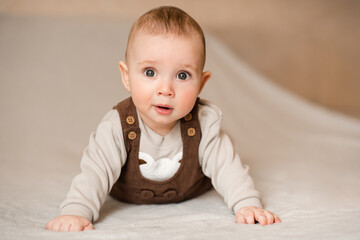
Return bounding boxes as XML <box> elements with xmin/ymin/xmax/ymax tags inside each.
<box><xmin>119</xmin><ymin>61</ymin><xmax>131</xmax><ymax>92</ymax></box>
<box><xmin>199</xmin><ymin>71</ymin><xmax>211</xmax><ymax>93</ymax></box>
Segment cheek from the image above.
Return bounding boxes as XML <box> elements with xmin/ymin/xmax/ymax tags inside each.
<box><xmin>128</xmin><ymin>73</ymin><xmax>152</xmax><ymax>98</ymax></box>
<box><xmin>177</xmin><ymin>89</ymin><xmax>200</xmax><ymax>112</ymax></box>
<box><xmin>131</xmin><ymin>83</ymin><xmax>152</xmax><ymax>105</ymax></box>
<box><xmin>131</xmin><ymin>87</ymin><xmax>152</xmax><ymax>113</ymax></box>
<box><xmin>182</xmin><ymin>90</ymin><xmax>199</xmax><ymax>100</ymax></box>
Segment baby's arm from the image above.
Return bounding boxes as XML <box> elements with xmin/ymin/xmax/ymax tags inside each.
<box><xmin>236</xmin><ymin>206</ymin><xmax>281</xmax><ymax>225</ymax></box>
<box><xmin>46</xmin><ymin>215</ymin><xmax>94</xmax><ymax>232</ymax></box>
<box><xmin>198</xmin><ymin>103</ymin><xmax>280</xmax><ymax>225</ymax></box>
<box><xmin>46</xmin><ymin>111</ymin><xmax>126</xmax><ymax>232</ymax></box>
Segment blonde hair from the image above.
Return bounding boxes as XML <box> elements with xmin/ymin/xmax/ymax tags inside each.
<box><xmin>125</xmin><ymin>6</ymin><xmax>206</xmax><ymax>68</ymax></box>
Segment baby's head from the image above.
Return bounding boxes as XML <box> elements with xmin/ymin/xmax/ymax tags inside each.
<box><xmin>119</xmin><ymin>6</ymin><xmax>211</xmax><ymax>136</ymax></box>
<box><xmin>125</xmin><ymin>6</ymin><xmax>206</xmax><ymax>68</ymax></box>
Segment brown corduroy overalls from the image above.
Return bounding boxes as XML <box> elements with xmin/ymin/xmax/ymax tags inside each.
<box><xmin>109</xmin><ymin>97</ymin><xmax>212</xmax><ymax>204</ymax></box>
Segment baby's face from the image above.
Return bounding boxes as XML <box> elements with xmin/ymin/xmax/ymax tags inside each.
<box><xmin>120</xmin><ymin>31</ymin><xmax>210</xmax><ymax>136</ymax></box>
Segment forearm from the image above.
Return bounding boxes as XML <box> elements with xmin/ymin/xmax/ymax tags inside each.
<box><xmin>59</xmin><ymin>114</ymin><xmax>126</xmax><ymax>222</ymax></box>
<box><xmin>60</xmin><ymin>145</ymin><xmax>118</xmax><ymax>222</ymax></box>
<box><xmin>201</xmin><ymin>129</ymin><xmax>261</xmax><ymax>213</ymax></box>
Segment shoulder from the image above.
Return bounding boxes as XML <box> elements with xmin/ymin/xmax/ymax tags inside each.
<box><xmin>198</xmin><ymin>99</ymin><xmax>223</xmax><ymax>133</ymax></box>
<box><xmin>197</xmin><ymin>99</ymin><xmax>225</xmax><ymax>161</ymax></box>
<box><xmin>96</xmin><ymin>109</ymin><xmax>122</xmax><ymax>133</ymax></box>
<box><xmin>101</xmin><ymin>109</ymin><xmax>121</xmax><ymax>123</ymax></box>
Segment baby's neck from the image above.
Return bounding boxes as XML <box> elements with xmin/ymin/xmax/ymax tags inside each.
<box><xmin>137</xmin><ymin>112</ymin><xmax>178</xmax><ymax>137</ymax></box>
<box><xmin>148</xmin><ymin>122</ymin><xmax>177</xmax><ymax>136</ymax></box>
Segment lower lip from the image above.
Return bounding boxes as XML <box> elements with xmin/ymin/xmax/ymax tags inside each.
<box><xmin>155</xmin><ymin>106</ymin><xmax>173</xmax><ymax>115</ymax></box>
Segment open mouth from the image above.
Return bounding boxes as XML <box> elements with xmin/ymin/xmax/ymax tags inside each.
<box><xmin>157</xmin><ymin>106</ymin><xmax>170</xmax><ymax>110</ymax></box>
<box><xmin>155</xmin><ymin>105</ymin><xmax>173</xmax><ymax>115</ymax></box>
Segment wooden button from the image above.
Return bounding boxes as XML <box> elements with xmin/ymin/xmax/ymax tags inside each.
<box><xmin>126</xmin><ymin>116</ymin><xmax>135</xmax><ymax>125</ymax></box>
<box><xmin>187</xmin><ymin>127</ymin><xmax>196</xmax><ymax>137</ymax></box>
<box><xmin>184</xmin><ymin>113</ymin><xmax>192</xmax><ymax>121</ymax></box>
<box><xmin>128</xmin><ymin>131</ymin><xmax>137</xmax><ymax>140</ymax></box>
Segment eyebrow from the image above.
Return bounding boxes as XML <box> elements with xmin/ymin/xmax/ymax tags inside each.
<box><xmin>137</xmin><ymin>60</ymin><xmax>157</xmax><ymax>66</ymax></box>
<box><xmin>182</xmin><ymin>64</ymin><xmax>196</xmax><ymax>71</ymax></box>
<box><xmin>137</xmin><ymin>61</ymin><xmax>197</xmax><ymax>72</ymax></box>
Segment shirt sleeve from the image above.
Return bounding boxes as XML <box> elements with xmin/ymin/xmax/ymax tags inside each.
<box><xmin>59</xmin><ymin>110</ymin><xmax>127</xmax><ymax>222</ymax></box>
<box><xmin>198</xmin><ymin>101</ymin><xmax>262</xmax><ymax>214</ymax></box>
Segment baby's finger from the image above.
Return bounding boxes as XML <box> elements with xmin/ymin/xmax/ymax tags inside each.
<box><xmin>263</xmin><ymin>211</ymin><xmax>275</xmax><ymax>225</ymax></box>
<box><xmin>45</xmin><ymin>220</ymin><xmax>53</xmax><ymax>231</ymax></box>
<box><xmin>254</xmin><ymin>212</ymin><xmax>267</xmax><ymax>225</ymax></box>
<box><xmin>60</xmin><ymin>223</ymin><xmax>70</xmax><ymax>232</ymax></box>
<box><xmin>235</xmin><ymin>213</ymin><xmax>246</xmax><ymax>224</ymax></box>
<box><xmin>52</xmin><ymin>222</ymin><xmax>62</xmax><ymax>232</ymax></box>
<box><xmin>49</xmin><ymin>221</ymin><xmax>61</xmax><ymax>232</ymax></box>
<box><xmin>83</xmin><ymin>223</ymin><xmax>95</xmax><ymax>231</ymax></box>
<box><xmin>274</xmin><ymin>214</ymin><xmax>281</xmax><ymax>223</ymax></box>
<box><xmin>244</xmin><ymin>209</ymin><xmax>256</xmax><ymax>224</ymax></box>
<box><xmin>69</xmin><ymin>223</ymin><xmax>82</xmax><ymax>232</ymax></box>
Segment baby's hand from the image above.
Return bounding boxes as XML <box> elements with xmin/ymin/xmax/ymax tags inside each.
<box><xmin>236</xmin><ymin>206</ymin><xmax>281</xmax><ymax>225</ymax></box>
<box><xmin>45</xmin><ymin>215</ymin><xmax>94</xmax><ymax>232</ymax></box>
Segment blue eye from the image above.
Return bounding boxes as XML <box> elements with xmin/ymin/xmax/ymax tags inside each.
<box><xmin>177</xmin><ymin>71</ymin><xmax>190</xmax><ymax>80</ymax></box>
<box><xmin>144</xmin><ymin>69</ymin><xmax>156</xmax><ymax>77</ymax></box>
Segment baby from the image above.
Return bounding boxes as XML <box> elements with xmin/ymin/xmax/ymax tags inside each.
<box><xmin>46</xmin><ymin>6</ymin><xmax>280</xmax><ymax>232</ymax></box>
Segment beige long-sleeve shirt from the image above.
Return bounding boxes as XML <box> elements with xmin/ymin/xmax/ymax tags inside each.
<box><xmin>60</xmin><ymin>99</ymin><xmax>261</xmax><ymax>222</ymax></box>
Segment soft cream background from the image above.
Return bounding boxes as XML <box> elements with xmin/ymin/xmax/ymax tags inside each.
<box><xmin>0</xmin><ymin>1</ymin><xmax>360</xmax><ymax>239</ymax></box>
<box><xmin>1</xmin><ymin>0</ymin><xmax>359</xmax><ymax>119</ymax></box>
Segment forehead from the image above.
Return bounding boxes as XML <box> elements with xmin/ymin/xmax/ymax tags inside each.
<box><xmin>127</xmin><ymin>31</ymin><xmax>205</xmax><ymax>68</ymax></box>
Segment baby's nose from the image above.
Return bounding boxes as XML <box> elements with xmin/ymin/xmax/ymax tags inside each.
<box><xmin>157</xmin><ymin>79</ymin><xmax>174</xmax><ymax>97</ymax></box>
